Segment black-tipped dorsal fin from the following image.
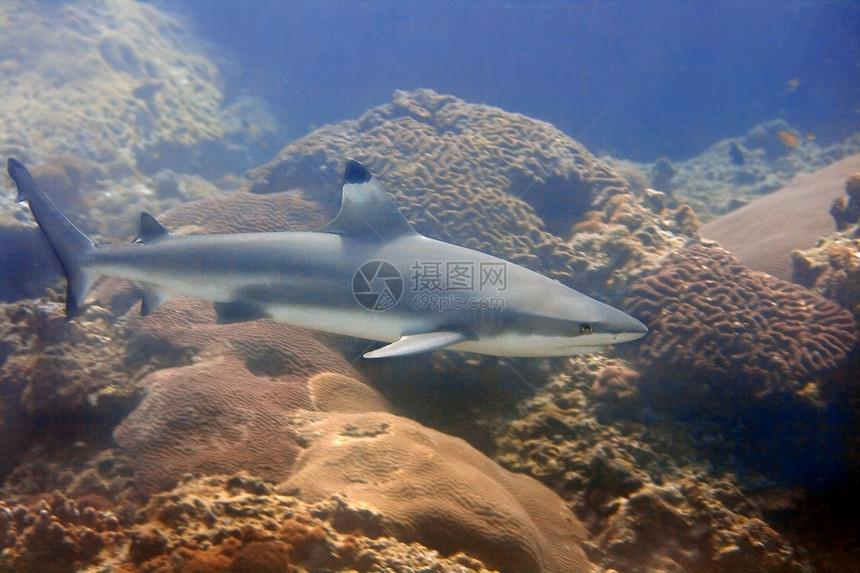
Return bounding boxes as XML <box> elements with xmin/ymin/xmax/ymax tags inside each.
<box><xmin>133</xmin><ymin>213</ymin><xmax>171</xmax><ymax>244</ymax></box>
<box><xmin>318</xmin><ymin>160</ymin><xmax>418</xmax><ymax>240</ymax></box>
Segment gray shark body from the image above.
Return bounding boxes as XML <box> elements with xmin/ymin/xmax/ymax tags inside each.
<box><xmin>8</xmin><ymin>158</ymin><xmax>646</xmax><ymax>358</ymax></box>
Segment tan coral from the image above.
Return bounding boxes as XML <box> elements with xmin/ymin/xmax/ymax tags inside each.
<box><xmin>0</xmin><ymin>473</ymin><xmax>495</xmax><ymax>573</ymax></box>
<box><xmin>278</xmin><ymin>410</ymin><xmax>592</xmax><ymax>573</ymax></box>
<box><xmin>112</xmin><ymin>297</ymin><xmax>372</xmax><ymax>495</ymax></box>
<box><xmin>308</xmin><ymin>372</ymin><xmax>392</xmax><ymax>414</ymax></box>
<box><xmin>112</xmin><ymin>354</ymin><xmax>313</xmax><ymax>496</ymax></box>
<box><xmin>133</xmin><ymin>474</ymin><xmax>498</xmax><ymax>573</ymax></box>
<box><xmin>155</xmin><ymin>188</ymin><xmax>334</xmax><ymax>236</ymax></box>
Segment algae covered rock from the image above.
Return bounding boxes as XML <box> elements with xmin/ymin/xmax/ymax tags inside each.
<box><xmin>0</xmin><ymin>0</ymin><xmax>227</xmax><ymax>175</ymax></box>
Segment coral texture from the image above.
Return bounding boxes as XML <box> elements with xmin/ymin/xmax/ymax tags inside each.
<box><xmin>280</xmin><ymin>410</ymin><xmax>592</xmax><ymax>573</ymax></box>
<box><xmin>248</xmin><ymin>88</ymin><xmax>697</xmax><ymax>302</ymax></box>
<box><xmin>625</xmin><ymin>243</ymin><xmax>856</xmax><ymax>402</ymax></box>
<box><xmin>0</xmin><ymin>1</ymin><xmax>225</xmax><ymax>172</ymax></box>
<box><xmin>0</xmin><ymin>491</ymin><xmax>124</xmax><ymax>573</ymax></box>
<box><xmin>112</xmin><ymin>355</ymin><xmax>312</xmax><ymax>496</ymax></box>
<box><xmin>307</xmin><ymin>372</ymin><xmax>392</xmax><ymax>414</ymax></box>
<box><xmin>793</xmin><ymin>173</ymin><xmax>860</xmax><ymax>317</ymax></box>
<box><xmin>0</xmin><ymin>299</ymin><xmax>138</xmax><ymax>480</ymax></box>
<box><xmin>0</xmin><ymin>473</ymin><xmax>494</xmax><ymax>573</ymax></box>
<box><xmin>495</xmin><ymin>356</ymin><xmax>811</xmax><ymax>573</ymax></box>
<box><xmin>640</xmin><ymin>119</ymin><xmax>860</xmax><ymax>220</ymax></box>
<box><xmin>624</xmin><ymin>244</ymin><xmax>857</xmax><ymax>484</ymax></box>
<box><xmin>155</xmin><ymin>187</ymin><xmax>333</xmax><ymax>236</ymax></box>
<box><xmin>113</xmin><ymin>297</ymin><xmax>368</xmax><ymax>495</ymax></box>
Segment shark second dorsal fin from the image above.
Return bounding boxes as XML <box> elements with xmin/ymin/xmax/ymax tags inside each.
<box><xmin>133</xmin><ymin>213</ymin><xmax>171</xmax><ymax>244</ymax></box>
<box><xmin>319</xmin><ymin>160</ymin><xmax>418</xmax><ymax>240</ymax></box>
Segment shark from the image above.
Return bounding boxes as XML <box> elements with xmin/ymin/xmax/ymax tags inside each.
<box><xmin>7</xmin><ymin>157</ymin><xmax>647</xmax><ymax>358</ymax></box>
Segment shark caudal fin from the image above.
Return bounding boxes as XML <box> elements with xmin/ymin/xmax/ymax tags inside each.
<box><xmin>7</xmin><ymin>158</ymin><xmax>96</xmax><ymax>317</ymax></box>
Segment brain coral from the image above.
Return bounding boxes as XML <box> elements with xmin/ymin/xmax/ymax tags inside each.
<box><xmin>0</xmin><ymin>1</ymin><xmax>225</xmax><ymax>173</ymax></box>
<box><xmin>624</xmin><ymin>244</ymin><xmax>857</xmax><ymax>482</ymax></box>
<box><xmin>113</xmin><ymin>297</ymin><xmax>372</xmax><ymax>495</ymax></box>
<box><xmin>625</xmin><ymin>243</ymin><xmax>856</xmax><ymax>401</ymax></box>
<box><xmin>279</xmin><ymin>410</ymin><xmax>592</xmax><ymax>573</ymax></box>
<box><xmin>248</xmin><ymin>88</ymin><xmax>697</xmax><ymax>302</ymax></box>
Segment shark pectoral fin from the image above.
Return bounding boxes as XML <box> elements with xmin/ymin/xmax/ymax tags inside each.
<box><xmin>363</xmin><ymin>331</ymin><xmax>467</xmax><ymax>359</ymax></box>
<box><xmin>214</xmin><ymin>300</ymin><xmax>269</xmax><ymax>324</ymax></box>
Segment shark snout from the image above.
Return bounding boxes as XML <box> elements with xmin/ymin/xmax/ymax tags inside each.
<box><xmin>590</xmin><ymin>306</ymin><xmax>649</xmax><ymax>344</ymax></box>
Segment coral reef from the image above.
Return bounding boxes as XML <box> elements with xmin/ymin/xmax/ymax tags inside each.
<box><xmin>0</xmin><ymin>299</ymin><xmax>139</xmax><ymax>480</ymax></box>
<box><xmin>0</xmin><ymin>490</ymin><xmax>124</xmax><ymax>573</ymax></box>
<box><xmin>113</xmin><ymin>297</ymin><xmax>366</xmax><ymax>495</ymax></box>
<box><xmin>831</xmin><ymin>172</ymin><xmax>860</xmax><ymax>231</ymax></box>
<box><xmin>624</xmin><ymin>243</ymin><xmax>857</xmax><ymax>483</ymax></box>
<box><xmin>793</xmin><ymin>173</ymin><xmax>860</xmax><ymax>317</ymax></box>
<box><xmin>625</xmin><ymin>244</ymin><xmax>856</xmax><ymax>402</ymax></box>
<box><xmin>7</xmin><ymin>69</ymin><xmax>856</xmax><ymax>571</ymax></box>
<box><xmin>279</xmin><ymin>410</ymin><xmax>592</xmax><ymax>573</ymax></box>
<box><xmin>112</xmin><ymin>354</ymin><xmax>313</xmax><ymax>497</ymax></box>
<box><xmin>306</xmin><ymin>372</ymin><xmax>392</xmax><ymax>414</ymax></box>
<box><xmin>0</xmin><ymin>1</ymin><xmax>224</xmax><ymax>174</ymax></box>
<box><xmin>0</xmin><ymin>295</ymin><xmax>589</xmax><ymax>571</ymax></box>
<box><xmin>154</xmin><ymin>187</ymin><xmax>333</xmax><ymax>236</ymax></box>
<box><xmin>627</xmin><ymin>119</ymin><xmax>860</xmax><ymax>220</ymax></box>
<box><xmin>0</xmin><ymin>472</ymin><xmax>496</xmax><ymax>573</ymax></box>
<box><xmin>700</xmin><ymin>153</ymin><xmax>860</xmax><ymax>280</ymax></box>
<box><xmin>0</xmin><ymin>0</ymin><xmax>283</xmax><ymax>305</ymax></box>
<box><xmin>495</xmin><ymin>356</ymin><xmax>811</xmax><ymax>573</ymax></box>
<box><xmin>248</xmin><ymin>88</ymin><xmax>697</xmax><ymax>303</ymax></box>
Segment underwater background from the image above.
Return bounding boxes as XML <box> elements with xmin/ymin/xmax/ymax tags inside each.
<box><xmin>0</xmin><ymin>1</ymin><xmax>858</xmax><ymax>572</ymax></box>
<box><xmin>180</xmin><ymin>0</ymin><xmax>859</xmax><ymax>161</ymax></box>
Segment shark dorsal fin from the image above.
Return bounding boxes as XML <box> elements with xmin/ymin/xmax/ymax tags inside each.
<box><xmin>133</xmin><ymin>213</ymin><xmax>171</xmax><ymax>244</ymax></box>
<box><xmin>319</xmin><ymin>160</ymin><xmax>418</xmax><ymax>240</ymax></box>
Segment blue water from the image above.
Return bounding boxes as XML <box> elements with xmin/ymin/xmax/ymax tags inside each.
<box><xmin>158</xmin><ymin>0</ymin><xmax>859</xmax><ymax>162</ymax></box>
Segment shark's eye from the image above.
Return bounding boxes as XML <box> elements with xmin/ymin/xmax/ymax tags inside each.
<box><xmin>579</xmin><ymin>323</ymin><xmax>593</xmax><ymax>334</ymax></box>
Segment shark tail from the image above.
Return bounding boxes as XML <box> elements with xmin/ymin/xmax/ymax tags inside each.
<box><xmin>8</xmin><ymin>158</ymin><xmax>96</xmax><ymax>317</ymax></box>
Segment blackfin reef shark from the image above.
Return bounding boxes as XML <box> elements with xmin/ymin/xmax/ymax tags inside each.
<box><xmin>7</xmin><ymin>157</ymin><xmax>647</xmax><ymax>358</ymax></box>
